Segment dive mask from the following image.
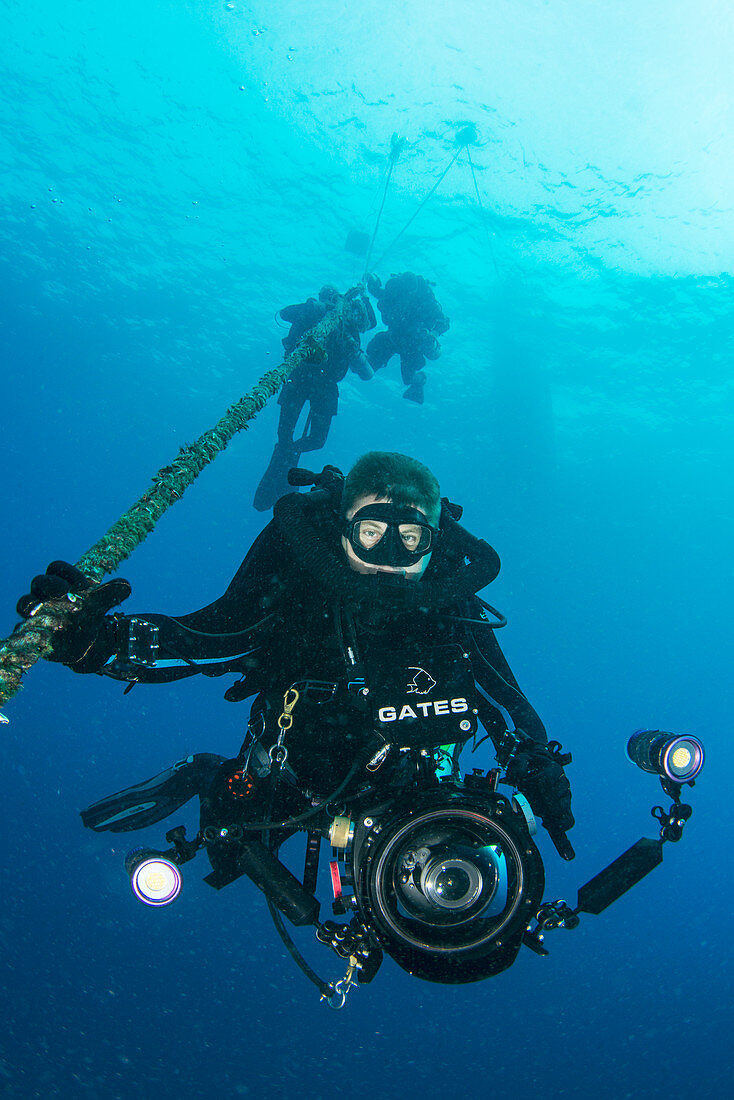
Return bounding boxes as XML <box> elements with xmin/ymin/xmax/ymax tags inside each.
<box><xmin>343</xmin><ymin>504</ymin><xmax>437</xmax><ymax>568</ymax></box>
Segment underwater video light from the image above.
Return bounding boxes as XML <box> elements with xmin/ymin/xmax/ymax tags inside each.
<box><xmin>125</xmin><ymin>849</ymin><xmax>182</xmax><ymax>907</ymax></box>
<box><xmin>626</xmin><ymin>730</ymin><xmax>704</xmax><ymax>783</ymax></box>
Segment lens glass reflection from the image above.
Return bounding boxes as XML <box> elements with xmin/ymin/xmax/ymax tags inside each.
<box><xmin>434</xmin><ymin>865</ymin><xmax>472</xmax><ymax>904</ymax></box>
<box><xmin>383</xmin><ymin>816</ymin><xmax>519</xmax><ymax>948</ymax></box>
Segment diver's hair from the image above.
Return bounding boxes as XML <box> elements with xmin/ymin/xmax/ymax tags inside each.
<box><xmin>341</xmin><ymin>452</ymin><xmax>441</xmax><ymax>523</ymax></box>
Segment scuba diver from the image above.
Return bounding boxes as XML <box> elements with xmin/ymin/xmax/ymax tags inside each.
<box><xmin>254</xmin><ymin>286</ymin><xmax>375</xmax><ymax>512</ymax></box>
<box><xmin>18</xmin><ymin>451</ymin><xmax>572</xmax><ymax>849</ymax></box>
<box><xmin>11</xmin><ymin>451</ymin><xmax>699</xmax><ymax>1003</ymax></box>
<box><xmin>18</xmin><ymin>452</ymin><xmax>700</xmax><ymax>1003</ymax></box>
<box><xmin>16</xmin><ymin>451</ymin><xmax>578</xmax><ymax>993</ymax></box>
<box><xmin>365</xmin><ymin>272</ymin><xmax>449</xmax><ymax>404</ymax></box>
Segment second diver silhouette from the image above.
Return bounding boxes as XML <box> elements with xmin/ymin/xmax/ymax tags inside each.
<box><xmin>253</xmin><ymin>286</ymin><xmax>375</xmax><ymax>512</ymax></box>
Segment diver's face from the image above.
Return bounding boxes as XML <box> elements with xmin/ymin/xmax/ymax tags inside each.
<box><xmin>342</xmin><ymin>494</ymin><xmax>433</xmax><ymax>579</ymax></box>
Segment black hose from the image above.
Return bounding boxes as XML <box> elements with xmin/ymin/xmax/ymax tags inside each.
<box><xmin>267</xmin><ymin>898</ymin><xmax>334</xmax><ymax>999</ymax></box>
<box><xmin>226</xmin><ymin>757</ymin><xmax>363</xmax><ymax>833</ymax></box>
<box><xmin>263</xmin><ymin>766</ymin><xmax>335</xmax><ymax>1000</ymax></box>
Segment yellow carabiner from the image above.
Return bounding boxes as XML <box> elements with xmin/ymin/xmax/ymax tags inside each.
<box><xmin>277</xmin><ymin>687</ymin><xmax>300</xmax><ymax>732</ymax></box>
<box><xmin>284</xmin><ymin>687</ymin><xmax>299</xmax><ymax>713</ymax></box>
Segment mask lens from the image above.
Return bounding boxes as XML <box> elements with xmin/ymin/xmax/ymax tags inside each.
<box><xmin>355</xmin><ymin>519</ymin><xmax>388</xmax><ymax>550</ymax></box>
<box><xmin>398</xmin><ymin>524</ymin><xmax>431</xmax><ymax>553</ymax></box>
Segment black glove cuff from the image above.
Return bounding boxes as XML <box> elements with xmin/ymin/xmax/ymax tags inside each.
<box><xmin>66</xmin><ymin>616</ymin><xmax>118</xmax><ymax>674</ymax></box>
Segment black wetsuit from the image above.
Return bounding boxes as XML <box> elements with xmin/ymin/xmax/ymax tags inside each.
<box><xmin>74</xmin><ymin>492</ymin><xmax>573</xmax><ymax>872</ymax></box>
<box><xmin>253</xmin><ymin>298</ymin><xmax>372</xmax><ymax>512</ymax></box>
<box><xmin>91</xmin><ymin>497</ymin><xmax>547</xmax><ymax>799</ymax></box>
<box><xmin>367</xmin><ymin>273</ymin><xmax>449</xmax><ymax>402</ymax></box>
<box><xmin>276</xmin><ymin>300</ymin><xmax>366</xmax><ymax>453</ymax></box>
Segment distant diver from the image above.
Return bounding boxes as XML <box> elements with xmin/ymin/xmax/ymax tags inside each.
<box><xmin>365</xmin><ymin>271</ymin><xmax>449</xmax><ymax>403</ymax></box>
<box><xmin>254</xmin><ymin>286</ymin><xmax>375</xmax><ymax>512</ymax></box>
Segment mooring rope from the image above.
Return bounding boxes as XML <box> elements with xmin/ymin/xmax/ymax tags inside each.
<box><xmin>0</xmin><ymin>295</ymin><xmax>361</xmax><ymax>711</ymax></box>
<box><xmin>373</xmin><ymin>144</ymin><xmax>464</xmax><ymax>270</ymax></box>
<box><xmin>465</xmin><ymin>145</ymin><xmax>501</xmax><ymax>279</ymax></box>
<box><xmin>361</xmin><ymin>133</ymin><xmax>406</xmax><ymax>281</ymax></box>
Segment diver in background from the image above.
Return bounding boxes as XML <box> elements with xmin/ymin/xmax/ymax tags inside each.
<box><xmin>365</xmin><ymin>272</ymin><xmax>449</xmax><ymax>404</ymax></box>
<box><xmin>254</xmin><ymin>285</ymin><xmax>375</xmax><ymax>512</ymax></box>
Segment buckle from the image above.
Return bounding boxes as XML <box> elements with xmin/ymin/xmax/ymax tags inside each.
<box><xmin>122</xmin><ymin>617</ymin><xmax>160</xmax><ymax>666</ymax></box>
<box><xmin>291</xmin><ymin>679</ymin><xmax>339</xmax><ymax>704</ymax></box>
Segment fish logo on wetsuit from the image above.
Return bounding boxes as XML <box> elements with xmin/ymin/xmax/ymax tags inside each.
<box><xmin>370</xmin><ymin>645</ymin><xmax>478</xmax><ymax>743</ymax></box>
<box><xmin>406</xmin><ymin>667</ymin><xmax>437</xmax><ymax>695</ymax></box>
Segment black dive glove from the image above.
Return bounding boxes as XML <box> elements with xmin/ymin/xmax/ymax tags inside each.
<box><xmin>16</xmin><ymin>561</ymin><xmax>131</xmax><ymax>673</ymax></box>
<box><xmin>366</xmin><ymin>273</ymin><xmax>382</xmax><ymax>297</ymax></box>
<box><xmin>503</xmin><ymin>734</ymin><xmax>575</xmax><ymax>859</ymax></box>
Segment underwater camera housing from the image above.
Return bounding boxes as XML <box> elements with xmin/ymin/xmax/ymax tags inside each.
<box><xmin>336</xmin><ymin>777</ymin><xmax>545</xmax><ymax>984</ymax></box>
<box><xmin>114</xmin><ymin>730</ymin><xmax>703</xmax><ymax>1008</ymax></box>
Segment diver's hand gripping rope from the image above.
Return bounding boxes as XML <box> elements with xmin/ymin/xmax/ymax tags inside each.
<box><xmin>0</xmin><ymin>296</ymin><xmax>364</xmax><ymax>713</ymax></box>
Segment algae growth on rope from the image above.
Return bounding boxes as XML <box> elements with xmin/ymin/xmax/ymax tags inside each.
<box><xmin>0</xmin><ymin>295</ymin><xmax>363</xmax><ymax>711</ymax></box>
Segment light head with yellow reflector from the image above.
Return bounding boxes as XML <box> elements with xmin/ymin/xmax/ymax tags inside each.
<box><xmin>626</xmin><ymin>730</ymin><xmax>704</xmax><ymax>784</ymax></box>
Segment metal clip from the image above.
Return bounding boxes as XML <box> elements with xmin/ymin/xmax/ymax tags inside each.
<box><xmin>323</xmin><ymin>956</ymin><xmax>358</xmax><ymax>1010</ymax></box>
<box><xmin>277</xmin><ymin>687</ymin><xmax>300</xmax><ymax>732</ymax></box>
<box><xmin>366</xmin><ymin>744</ymin><xmax>391</xmax><ymax>772</ymax></box>
<box><xmin>123</xmin><ymin>618</ymin><xmax>160</xmax><ymax>666</ymax></box>
<box><xmin>271</xmin><ymin>688</ymin><xmax>300</xmax><ymax>767</ymax></box>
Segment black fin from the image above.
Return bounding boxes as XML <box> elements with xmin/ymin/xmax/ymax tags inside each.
<box><xmin>80</xmin><ymin>753</ymin><xmax>225</xmax><ymax>833</ymax></box>
<box><xmin>254</xmin><ymin>442</ymin><xmax>301</xmax><ymax>512</ymax></box>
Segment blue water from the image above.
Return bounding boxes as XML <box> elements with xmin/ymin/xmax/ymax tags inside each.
<box><xmin>2</xmin><ymin>2</ymin><xmax>732</xmax><ymax>1097</ymax></box>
